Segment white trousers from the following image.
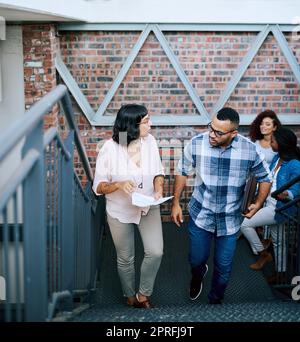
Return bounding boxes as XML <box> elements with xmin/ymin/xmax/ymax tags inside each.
<box><xmin>240</xmin><ymin>203</ymin><xmax>286</xmax><ymax>272</ymax></box>
<box><xmin>107</xmin><ymin>206</ymin><xmax>163</xmax><ymax>297</ymax></box>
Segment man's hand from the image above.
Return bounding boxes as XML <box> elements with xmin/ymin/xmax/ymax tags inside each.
<box><xmin>118</xmin><ymin>181</ymin><xmax>136</xmax><ymax>194</ymax></box>
<box><xmin>243</xmin><ymin>202</ymin><xmax>261</xmax><ymax>219</ymax></box>
<box><xmin>171</xmin><ymin>203</ymin><xmax>183</xmax><ymax>227</ymax></box>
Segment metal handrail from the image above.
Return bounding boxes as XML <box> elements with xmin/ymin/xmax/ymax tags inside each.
<box><xmin>74</xmin><ymin>172</ymin><xmax>89</xmax><ymax>202</ymax></box>
<box><xmin>0</xmin><ymin>85</ymin><xmax>100</xmax><ymax>322</ymax></box>
<box><xmin>275</xmin><ymin>196</ymin><xmax>300</xmax><ymax>213</ymax></box>
<box><xmin>60</xmin><ymin>93</ymin><xmax>93</xmax><ymax>181</ymax></box>
<box><xmin>43</xmin><ymin>127</ymin><xmax>71</xmax><ymax>160</ymax></box>
<box><xmin>271</xmin><ymin>174</ymin><xmax>300</xmax><ymax>198</ymax></box>
<box><xmin>0</xmin><ymin>149</ymin><xmax>39</xmax><ymax>210</ymax></box>
<box><xmin>0</xmin><ymin>84</ymin><xmax>92</xmax><ymax>182</ymax></box>
<box><xmin>0</xmin><ymin>86</ymin><xmax>66</xmax><ymax>163</ymax></box>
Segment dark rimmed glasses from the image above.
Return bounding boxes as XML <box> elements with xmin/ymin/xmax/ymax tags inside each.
<box><xmin>207</xmin><ymin>122</ymin><xmax>237</xmax><ymax>137</ymax></box>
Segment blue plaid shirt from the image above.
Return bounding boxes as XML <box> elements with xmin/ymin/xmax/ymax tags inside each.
<box><xmin>177</xmin><ymin>132</ymin><xmax>271</xmax><ymax>236</ymax></box>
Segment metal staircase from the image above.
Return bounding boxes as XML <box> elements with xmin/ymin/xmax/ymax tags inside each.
<box><xmin>70</xmin><ymin>223</ymin><xmax>300</xmax><ymax>322</ymax></box>
<box><xmin>0</xmin><ymin>86</ymin><xmax>299</xmax><ymax>322</ymax></box>
<box><xmin>0</xmin><ymin>85</ymin><xmax>105</xmax><ymax>322</ymax></box>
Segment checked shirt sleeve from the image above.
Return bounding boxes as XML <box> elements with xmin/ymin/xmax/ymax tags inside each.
<box><xmin>177</xmin><ymin>139</ymin><xmax>196</xmax><ymax>177</ymax></box>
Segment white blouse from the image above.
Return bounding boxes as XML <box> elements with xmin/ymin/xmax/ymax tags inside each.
<box><xmin>92</xmin><ymin>134</ymin><xmax>164</xmax><ymax>224</ymax></box>
<box><xmin>255</xmin><ymin>140</ymin><xmax>277</xmax><ymax>165</ymax></box>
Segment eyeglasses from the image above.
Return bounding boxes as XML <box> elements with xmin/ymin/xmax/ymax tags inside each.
<box><xmin>207</xmin><ymin>123</ymin><xmax>237</xmax><ymax>137</ymax></box>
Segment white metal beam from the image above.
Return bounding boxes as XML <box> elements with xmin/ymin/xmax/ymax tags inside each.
<box><xmin>271</xmin><ymin>25</ymin><xmax>300</xmax><ymax>85</ymax></box>
<box><xmin>55</xmin><ymin>23</ymin><xmax>300</xmax><ymax>126</ymax></box>
<box><xmin>55</xmin><ymin>54</ymin><xmax>95</xmax><ymax>124</ymax></box>
<box><xmin>152</xmin><ymin>25</ymin><xmax>210</xmax><ymax>121</ymax></box>
<box><xmin>58</xmin><ymin>23</ymin><xmax>299</xmax><ymax>32</ymax></box>
<box><xmin>211</xmin><ymin>25</ymin><xmax>271</xmax><ymax>115</ymax></box>
<box><xmin>93</xmin><ymin>24</ymin><xmax>151</xmax><ymax>121</ymax></box>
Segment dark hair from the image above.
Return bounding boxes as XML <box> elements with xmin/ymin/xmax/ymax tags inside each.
<box><xmin>273</xmin><ymin>127</ymin><xmax>300</xmax><ymax>161</ymax></box>
<box><xmin>112</xmin><ymin>104</ymin><xmax>148</xmax><ymax>146</ymax></box>
<box><xmin>249</xmin><ymin>110</ymin><xmax>281</xmax><ymax>142</ymax></box>
<box><xmin>217</xmin><ymin>107</ymin><xmax>240</xmax><ymax>127</ymax></box>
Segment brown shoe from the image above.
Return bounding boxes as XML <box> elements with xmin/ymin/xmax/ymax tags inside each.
<box><xmin>250</xmin><ymin>250</ymin><xmax>272</xmax><ymax>270</ymax></box>
<box><xmin>126</xmin><ymin>296</ymin><xmax>138</xmax><ymax>306</ymax></box>
<box><xmin>133</xmin><ymin>294</ymin><xmax>154</xmax><ymax>309</ymax></box>
<box><xmin>134</xmin><ymin>299</ymin><xmax>153</xmax><ymax>309</ymax></box>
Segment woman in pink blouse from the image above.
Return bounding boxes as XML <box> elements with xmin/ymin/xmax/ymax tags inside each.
<box><xmin>93</xmin><ymin>104</ymin><xmax>164</xmax><ymax>309</ymax></box>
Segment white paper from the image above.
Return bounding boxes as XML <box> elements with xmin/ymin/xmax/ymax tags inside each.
<box><xmin>132</xmin><ymin>192</ymin><xmax>174</xmax><ymax>207</ymax></box>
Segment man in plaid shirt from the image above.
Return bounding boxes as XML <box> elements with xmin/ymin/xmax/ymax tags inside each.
<box><xmin>171</xmin><ymin>107</ymin><xmax>272</xmax><ymax>304</ymax></box>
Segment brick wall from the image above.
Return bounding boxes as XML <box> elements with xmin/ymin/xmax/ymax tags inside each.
<box><xmin>58</xmin><ymin>30</ymin><xmax>300</xmax><ymax>184</ymax></box>
<box><xmin>23</xmin><ymin>24</ymin><xmax>59</xmax><ymax>129</ymax></box>
<box><xmin>23</xmin><ymin>26</ymin><xmax>300</xmax><ymax>219</ymax></box>
<box><xmin>60</xmin><ymin>31</ymin><xmax>300</xmax><ymax>116</ymax></box>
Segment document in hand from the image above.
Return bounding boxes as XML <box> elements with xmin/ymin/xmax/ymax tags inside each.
<box><xmin>132</xmin><ymin>192</ymin><xmax>174</xmax><ymax>207</ymax></box>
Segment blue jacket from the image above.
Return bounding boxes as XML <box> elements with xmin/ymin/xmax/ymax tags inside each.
<box><xmin>269</xmin><ymin>155</ymin><xmax>300</xmax><ymax>222</ymax></box>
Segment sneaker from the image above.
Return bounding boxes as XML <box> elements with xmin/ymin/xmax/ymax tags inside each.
<box><xmin>189</xmin><ymin>264</ymin><xmax>208</xmax><ymax>300</ymax></box>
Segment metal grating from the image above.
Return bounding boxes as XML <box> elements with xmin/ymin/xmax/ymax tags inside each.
<box><xmin>69</xmin><ymin>223</ymin><xmax>300</xmax><ymax>322</ymax></box>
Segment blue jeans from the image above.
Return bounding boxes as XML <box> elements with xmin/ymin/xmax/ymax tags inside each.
<box><xmin>188</xmin><ymin>217</ymin><xmax>237</xmax><ymax>302</ymax></box>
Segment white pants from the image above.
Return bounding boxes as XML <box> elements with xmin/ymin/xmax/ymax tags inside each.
<box><xmin>240</xmin><ymin>203</ymin><xmax>286</xmax><ymax>272</ymax></box>
<box><xmin>107</xmin><ymin>206</ymin><xmax>163</xmax><ymax>297</ymax></box>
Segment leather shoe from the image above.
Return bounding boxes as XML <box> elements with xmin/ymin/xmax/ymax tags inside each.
<box><xmin>250</xmin><ymin>250</ymin><xmax>272</xmax><ymax>270</ymax></box>
<box><xmin>133</xmin><ymin>294</ymin><xmax>154</xmax><ymax>309</ymax></box>
<box><xmin>126</xmin><ymin>296</ymin><xmax>138</xmax><ymax>306</ymax></box>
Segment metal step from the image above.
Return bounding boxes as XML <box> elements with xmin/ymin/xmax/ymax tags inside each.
<box><xmin>70</xmin><ymin>222</ymin><xmax>299</xmax><ymax>322</ymax></box>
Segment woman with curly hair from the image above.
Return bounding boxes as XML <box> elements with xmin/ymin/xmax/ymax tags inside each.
<box><xmin>249</xmin><ymin>110</ymin><xmax>281</xmax><ymax>165</ymax></box>
<box><xmin>241</xmin><ymin>127</ymin><xmax>300</xmax><ymax>275</ymax></box>
<box><xmin>243</xmin><ymin>111</ymin><xmax>282</xmax><ymax>250</ymax></box>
